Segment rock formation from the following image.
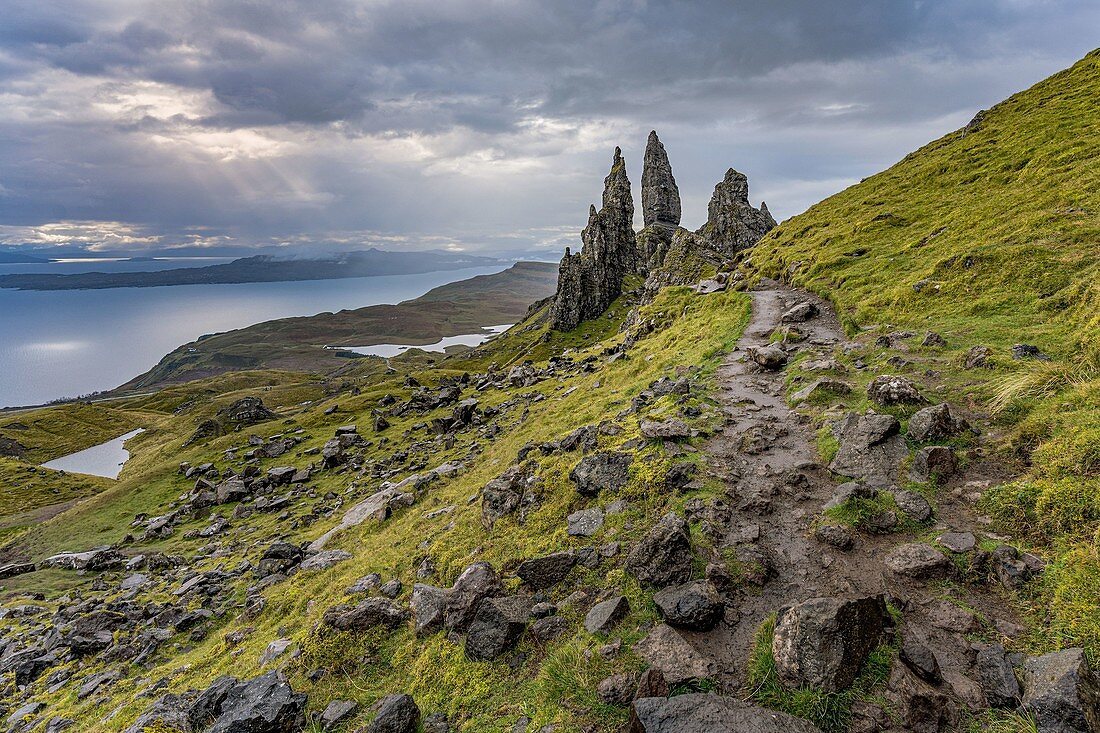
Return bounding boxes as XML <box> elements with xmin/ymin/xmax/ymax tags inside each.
<box><xmin>696</xmin><ymin>168</ymin><xmax>776</xmax><ymax>254</ymax></box>
<box><xmin>549</xmin><ymin>147</ymin><xmax>636</xmax><ymax>331</ymax></box>
<box><xmin>641</xmin><ymin>131</ymin><xmax>681</xmax><ymax>229</ymax></box>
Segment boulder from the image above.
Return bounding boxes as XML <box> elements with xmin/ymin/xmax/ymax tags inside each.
<box><xmin>319</xmin><ymin>700</ymin><xmax>358</xmax><ymax>731</ymax></box>
<box><xmin>906</xmin><ymin>403</ymin><xmax>970</xmax><ymax>442</ymax></box>
<box><xmin>814</xmin><ymin>524</ymin><xmax>855</xmax><ymax>551</ymax></box>
<box><xmin>411</xmin><ymin>584</ymin><xmax>448</xmax><ymax>636</ymax></box>
<box><xmin>322</xmin><ymin>598</ymin><xmax>408</xmax><ymax>631</ymax></box>
<box><xmin>748</xmin><ymin>344</ymin><xmax>788</xmax><ymax>371</ymax></box>
<box><xmin>220</xmin><ymin>396</ymin><xmax>277</xmax><ymax>425</ymax></box>
<box><xmin>571</xmin><ymin>452</ymin><xmax>632</xmax><ymax>497</ymax></box>
<box><xmin>976</xmin><ymin>644</ymin><xmax>1021</xmax><ymax>709</ymax></box>
<box><xmin>633</xmin><ymin>624</ymin><xmax>716</xmax><ymax>686</ymax></box>
<box><xmin>937</xmin><ymin>531</ymin><xmax>976</xmax><ymax>553</ymax></box>
<box><xmin>206</xmin><ymin>672</ymin><xmax>307</xmax><ymax>733</ymax></box>
<box><xmin>772</xmin><ymin>596</ymin><xmax>886</xmax><ymax>692</ymax></box>
<box><xmin>445</xmin><ymin>562</ymin><xmax>504</xmax><ymax>632</ymax></box>
<box><xmin>791</xmin><ymin>378</ymin><xmax>850</xmax><ymax>404</ymax></box>
<box><xmin>899</xmin><ymin>632</ymin><xmax>942</xmax><ymax>684</ymax></box>
<box><xmin>465</xmin><ymin>596</ymin><xmax>532</xmax><ymax>661</ymax></box>
<box><xmin>867</xmin><ymin>375</ymin><xmax>926</xmax><ymax>406</ymax></box>
<box><xmin>516</xmin><ymin>551</ymin><xmax>577</xmax><ymax>589</ymax></box>
<box><xmin>964</xmin><ymin>345</ymin><xmax>993</xmax><ymax>369</ymax></box>
<box><xmin>828</xmin><ymin>412</ymin><xmax>907</xmax><ymax>486</ymax></box>
<box><xmin>630</xmin><ymin>694</ymin><xmax>823</xmax><ymax>733</ymax></box>
<box><xmin>652</xmin><ymin>581</ymin><xmax>723</xmax><ymax>631</ymax></box>
<box><xmin>910</xmin><ymin>446</ymin><xmax>958</xmax><ymax>482</ymax></box>
<box><xmin>624</xmin><ymin>512</ymin><xmax>694</xmax><ymax>588</ymax></box>
<box><xmin>885</xmin><ymin>543</ymin><xmax>951</xmax><ymax>579</ymax></box>
<box><xmin>781</xmin><ymin>302</ymin><xmax>819</xmax><ymax>323</ymax></box>
<box><xmin>566</xmin><ymin>507</ymin><xmax>605</xmax><ymax>536</ymax></box>
<box><xmin>1021</xmin><ymin>648</ymin><xmax>1100</xmax><ymax>733</ymax></box>
<box><xmin>366</xmin><ymin>694</ymin><xmax>420</xmax><ymax>733</ymax></box>
<box><xmin>640</xmin><ymin>418</ymin><xmax>692</xmax><ymax>440</ymax></box>
<box><xmin>893</xmin><ymin>489</ymin><xmax>933</xmax><ymax>522</ymax></box>
<box><xmin>886</xmin><ymin>664</ymin><xmax>957</xmax><ymax>733</ymax></box>
<box><xmin>481</xmin><ymin>463</ymin><xmax>536</xmax><ymax>529</ymax></box>
<box><xmin>585</xmin><ymin>596</ymin><xmax>631</xmax><ymax>634</ymax></box>
<box><xmin>597</xmin><ymin>673</ymin><xmax>637</xmax><ymax>704</ymax></box>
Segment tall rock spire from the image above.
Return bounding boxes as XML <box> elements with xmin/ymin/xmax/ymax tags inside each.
<box><xmin>641</xmin><ymin>131</ymin><xmax>681</xmax><ymax>228</ymax></box>
<box><xmin>549</xmin><ymin>148</ymin><xmax>637</xmax><ymax>331</ymax></box>
<box><xmin>697</xmin><ymin>167</ymin><xmax>776</xmax><ymax>254</ymax></box>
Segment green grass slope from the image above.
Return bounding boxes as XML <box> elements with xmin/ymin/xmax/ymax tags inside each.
<box><xmin>754</xmin><ymin>49</ymin><xmax>1100</xmax><ymax>659</ymax></box>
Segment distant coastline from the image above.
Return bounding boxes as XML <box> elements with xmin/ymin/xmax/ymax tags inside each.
<box><xmin>0</xmin><ymin>248</ymin><xmax>503</xmax><ymax>290</ymax></box>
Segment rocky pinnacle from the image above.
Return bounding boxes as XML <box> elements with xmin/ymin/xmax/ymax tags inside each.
<box><xmin>699</xmin><ymin>167</ymin><xmax>777</xmax><ymax>254</ymax></box>
<box><xmin>641</xmin><ymin>131</ymin><xmax>681</xmax><ymax>228</ymax></box>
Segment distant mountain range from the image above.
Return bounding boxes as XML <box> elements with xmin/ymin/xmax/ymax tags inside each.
<box><xmin>0</xmin><ymin>249</ymin><xmax>505</xmax><ymax>290</ymax></box>
<box><xmin>0</xmin><ymin>251</ymin><xmax>48</xmax><ymax>264</ymax></box>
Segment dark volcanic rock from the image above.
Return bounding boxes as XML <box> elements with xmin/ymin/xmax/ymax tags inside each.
<box><xmin>516</xmin><ymin>551</ymin><xmax>577</xmax><ymax>589</ymax></box>
<box><xmin>481</xmin><ymin>463</ymin><xmax>536</xmax><ymax>529</ymax></box>
<box><xmin>550</xmin><ymin>147</ymin><xmax>636</xmax><ymax>330</ymax></box>
<box><xmin>206</xmin><ymin>672</ymin><xmax>307</xmax><ymax>733</ymax></box>
<box><xmin>772</xmin><ymin>596</ymin><xmax>886</xmax><ymax>692</ymax></box>
<box><xmin>1021</xmin><ymin>648</ymin><xmax>1100</xmax><ymax>733</ymax></box>
<box><xmin>624</xmin><ymin>512</ymin><xmax>694</xmax><ymax>588</ymax></box>
<box><xmin>411</xmin><ymin>583</ymin><xmax>447</xmax><ymax>636</ymax></box>
<box><xmin>641</xmin><ymin>130</ymin><xmax>681</xmax><ymax>229</ymax></box>
<box><xmin>696</xmin><ymin>168</ymin><xmax>777</xmax><ymax>255</ymax></box>
<box><xmin>571</xmin><ymin>452</ymin><xmax>632</xmax><ymax>497</ymax></box>
<box><xmin>445</xmin><ymin>562</ymin><xmax>504</xmax><ymax>632</ymax></box>
<box><xmin>829</xmin><ymin>411</ymin><xmax>907</xmax><ymax>487</ymax></box>
<box><xmin>630</xmin><ymin>694</ymin><xmax>823</xmax><ymax>733</ymax></box>
<box><xmin>585</xmin><ymin>595</ymin><xmax>631</xmax><ymax>634</ymax></box>
<box><xmin>465</xmin><ymin>596</ymin><xmax>531</xmax><ymax>661</ymax></box>
<box><xmin>885</xmin><ymin>543</ymin><xmax>951</xmax><ymax>579</ymax></box>
<box><xmin>652</xmin><ymin>580</ymin><xmax>723</xmax><ymax>631</ymax></box>
<box><xmin>220</xmin><ymin>396</ymin><xmax>277</xmax><ymax>425</ymax></box>
<box><xmin>976</xmin><ymin>644</ymin><xmax>1021</xmax><ymax>709</ymax></box>
<box><xmin>366</xmin><ymin>693</ymin><xmax>420</xmax><ymax>733</ymax></box>
<box><xmin>866</xmin><ymin>375</ymin><xmax>926</xmax><ymax>406</ymax></box>
<box><xmin>907</xmin><ymin>403</ymin><xmax>971</xmax><ymax>442</ymax></box>
<box><xmin>322</xmin><ymin>598</ymin><xmax>408</xmax><ymax>631</ymax></box>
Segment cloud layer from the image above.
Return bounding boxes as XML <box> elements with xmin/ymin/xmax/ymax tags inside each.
<box><xmin>1</xmin><ymin>0</ymin><xmax>1097</xmax><ymax>254</ymax></box>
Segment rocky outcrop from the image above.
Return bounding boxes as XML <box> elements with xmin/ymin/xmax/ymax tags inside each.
<box><xmin>631</xmin><ymin>694</ymin><xmax>823</xmax><ymax>733</ymax></box>
<box><xmin>641</xmin><ymin>131</ymin><xmax>681</xmax><ymax>229</ymax></box>
<box><xmin>549</xmin><ymin>148</ymin><xmax>636</xmax><ymax>331</ymax></box>
<box><xmin>696</xmin><ymin>168</ymin><xmax>776</xmax><ymax>255</ymax></box>
<box><xmin>771</xmin><ymin>596</ymin><xmax>886</xmax><ymax>691</ymax></box>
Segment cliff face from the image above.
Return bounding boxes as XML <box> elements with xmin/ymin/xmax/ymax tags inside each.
<box><xmin>696</xmin><ymin>168</ymin><xmax>777</xmax><ymax>255</ymax></box>
<box><xmin>549</xmin><ymin>148</ymin><xmax>636</xmax><ymax>331</ymax></box>
<box><xmin>552</xmin><ymin>133</ymin><xmax>776</xmax><ymax>330</ymax></box>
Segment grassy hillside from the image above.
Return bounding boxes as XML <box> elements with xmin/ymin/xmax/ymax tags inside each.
<box><xmin>753</xmin><ymin>49</ymin><xmax>1100</xmax><ymax>659</ymax></box>
<box><xmin>0</xmin><ymin>285</ymin><xmax>751</xmax><ymax>731</ymax></box>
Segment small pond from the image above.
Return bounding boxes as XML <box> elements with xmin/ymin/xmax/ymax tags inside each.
<box><xmin>41</xmin><ymin>428</ymin><xmax>145</xmax><ymax>479</ymax></box>
<box><xmin>336</xmin><ymin>324</ymin><xmax>513</xmax><ymax>358</ymax></box>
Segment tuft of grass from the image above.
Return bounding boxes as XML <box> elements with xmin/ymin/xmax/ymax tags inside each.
<box><xmin>964</xmin><ymin>708</ymin><xmax>1039</xmax><ymax>733</ymax></box>
<box><xmin>744</xmin><ymin>614</ymin><xmax>894</xmax><ymax>733</ymax></box>
<box><xmin>989</xmin><ymin>351</ymin><xmax>1100</xmax><ymax>415</ymax></box>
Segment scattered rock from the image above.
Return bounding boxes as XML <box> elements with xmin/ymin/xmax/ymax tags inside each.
<box><xmin>964</xmin><ymin>345</ymin><xmax>993</xmax><ymax>369</ymax></box>
<box><xmin>772</xmin><ymin>596</ymin><xmax>886</xmax><ymax>692</ymax></box>
<box><xmin>748</xmin><ymin>344</ymin><xmax>788</xmax><ymax>371</ymax></box>
<box><xmin>866</xmin><ymin>375</ymin><xmax>926</xmax><ymax>406</ymax></box>
<box><xmin>633</xmin><ymin>624</ymin><xmax>716</xmax><ymax>686</ymax></box>
<box><xmin>624</xmin><ymin>512</ymin><xmax>694</xmax><ymax>587</ymax></box>
<box><xmin>814</xmin><ymin>524</ymin><xmax>855</xmax><ymax>551</ymax></box>
<box><xmin>937</xmin><ymin>531</ymin><xmax>976</xmax><ymax>553</ymax></box>
<box><xmin>597</xmin><ymin>673</ymin><xmax>636</xmax><ymax>705</ymax></box>
<box><xmin>1021</xmin><ymin>648</ymin><xmax>1100</xmax><ymax>733</ymax></box>
<box><xmin>466</xmin><ymin>596</ymin><xmax>532</xmax><ymax>661</ymax></box>
<box><xmin>791</xmin><ymin>378</ymin><xmax>850</xmax><ymax>404</ymax></box>
<box><xmin>781</xmin><ymin>302</ymin><xmax>819</xmax><ymax>323</ymax></box>
<box><xmin>319</xmin><ymin>700</ymin><xmax>359</xmax><ymax>731</ymax></box>
<box><xmin>630</xmin><ymin>694</ymin><xmax>823</xmax><ymax>732</ymax></box>
<box><xmin>885</xmin><ymin>543</ymin><xmax>951</xmax><ymax>579</ymax></box>
<box><xmin>652</xmin><ymin>581</ymin><xmax>723</xmax><ymax>631</ymax></box>
<box><xmin>1012</xmin><ymin>344</ymin><xmax>1050</xmax><ymax>361</ymax></box>
<box><xmin>366</xmin><ymin>693</ymin><xmax>420</xmax><ymax>733</ymax></box>
<box><xmin>893</xmin><ymin>489</ymin><xmax>933</xmax><ymax>522</ymax></box>
<box><xmin>976</xmin><ymin>644</ymin><xmax>1021</xmax><ymax>709</ymax></box>
<box><xmin>640</xmin><ymin>418</ymin><xmax>691</xmax><ymax>440</ymax></box>
<box><xmin>585</xmin><ymin>596</ymin><xmax>630</xmax><ymax>634</ymax></box>
<box><xmin>445</xmin><ymin>562</ymin><xmax>504</xmax><ymax>632</ymax></box>
<box><xmin>899</xmin><ymin>632</ymin><xmax>942</xmax><ymax>684</ymax></box>
<box><xmin>921</xmin><ymin>332</ymin><xmax>947</xmax><ymax>347</ymax></box>
<box><xmin>571</xmin><ymin>452</ymin><xmax>632</xmax><ymax>497</ymax></box>
<box><xmin>907</xmin><ymin>403</ymin><xmax>970</xmax><ymax>442</ymax></box>
<box><xmin>206</xmin><ymin>672</ymin><xmax>307</xmax><ymax>733</ymax></box>
<box><xmin>516</xmin><ymin>551</ymin><xmax>578</xmax><ymax>589</ymax></box>
<box><xmin>322</xmin><ymin>598</ymin><xmax>408</xmax><ymax>631</ymax></box>
<box><xmin>829</xmin><ymin>412</ymin><xmax>907</xmax><ymax>486</ymax></box>
<box><xmin>566</xmin><ymin>508</ymin><xmax>605</xmax><ymax>536</ymax></box>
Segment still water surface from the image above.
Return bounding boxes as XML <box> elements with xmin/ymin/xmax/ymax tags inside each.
<box><xmin>0</xmin><ymin>263</ymin><xmax>507</xmax><ymax>407</ymax></box>
<box><xmin>41</xmin><ymin>428</ymin><xmax>145</xmax><ymax>479</ymax></box>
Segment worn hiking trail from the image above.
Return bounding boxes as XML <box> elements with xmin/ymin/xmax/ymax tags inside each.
<box><xmin>695</xmin><ymin>279</ymin><xmax>1021</xmax><ymax>704</ymax></box>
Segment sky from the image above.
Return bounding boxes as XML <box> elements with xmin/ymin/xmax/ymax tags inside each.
<box><xmin>0</xmin><ymin>1</ymin><xmax>1097</xmax><ymax>258</ymax></box>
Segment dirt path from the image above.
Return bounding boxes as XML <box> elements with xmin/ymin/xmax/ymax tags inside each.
<box><xmin>697</xmin><ymin>279</ymin><xmax>1020</xmax><ymax>702</ymax></box>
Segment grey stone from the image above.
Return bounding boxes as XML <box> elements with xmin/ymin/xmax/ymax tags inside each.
<box><xmin>633</xmin><ymin>624</ymin><xmax>716</xmax><ymax>686</ymax></box>
<box><xmin>829</xmin><ymin>412</ymin><xmax>907</xmax><ymax>486</ymax></box>
<box><xmin>867</xmin><ymin>375</ymin><xmax>926</xmax><ymax>406</ymax></box>
<box><xmin>976</xmin><ymin>644</ymin><xmax>1021</xmax><ymax>709</ymax></box>
<box><xmin>781</xmin><ymin>302</ymin><xmax>819</xmax><ymax>323</ymax></box>
<box><xmin>1021</xmin><ymin>648</ymin><xmax>1100</xmax><ymax>733</ymax></box>
<box><xmin>566</xmin><ymin>508</ymin><xmax>605</xmax><ymax>537</ymax></box>
<box><xmin>322</xmin><ymin>598</ymin><xmax>408</xmax><ymax>631</ymax></box>
<box><xmin>910</xmin><ymin>446</ymin><xmax>958</xmax><ymax>483</ymax></box>
<box><xmin>937</xmin><ymin>531</ymin><xmax>976</xmax><ymax>553</ymax></box>
<box><xmin>907</xmin><ymin>403</ymin><xmax>970</xmax><ymax>442</ymax></box>
<box><xmin>466</xmin><ymin>596</ymin><xmax>532</xmax><ymax>661</ymax></box>
<box><xmin>893</xmin><ymin>489</ymin><xmax>933</xmax><ymax>522</ymax></box>
<box><xmin>411</xmin><ymin>584</ymin><xmax>447</xmax><ymax>635</ymax></box>
<box><xmin>445</xmin><ymin>562</ymin><xmax>504</xmax><ymax>632</ymax></box>
<box><xmin>207</xmin><ymin>672</ymin><xmax>307</xmax><ymax>733</ymax></box>
<box><xmin>748</xmin><ymin>344</ymin><xmax>788</xmax><ymax>370</ymax></box>
<box><xmin>570</xmin><ymin>452</ymin><xmax>632</xmax><ymax>497</ymax></box>
<box><xmin>652</xmin><ymin>581</ymin><xmax>723</xmax><ymax>631</ymax></box>
<box><xmin>624</xmin><ymin>512</ymin><xmax>694</xmax><ymax>588</ymax></box>
<box><xmin>885</xmin><ymin>543</ymin><xmax>951</xmax><ymax>579</ymax></box>
<box><xmin>366</xmin><ymin>693</ymin><xmax>420</xmax><ymax>733</ymax></box>
<box><xmin>696</xmin><ymin>168</ymin><xmax>777</xmax><ymax>255</ymax></box>
<box><xmin>631</xmin><ymin>694</ymin><xmax>823</xmax><ymax>733</ymax></box>
<box><xmin>584</xmin><ymin>596</ymin><xmax>630</xmax><ymax>634</ymax></box>
<box><xmin>516</xmin><ymin>551</ymin><xmax>577</xmax><ymax>589</ymax></box>
<box><xmin>772</xmin><ymin>596</ymin><xmax>886</xmax><ymax>692</ymax></box>
<box><xmin>320</xmin><ymin>700</ymin><xmax>358</xmax><ymax>731</ymax></box>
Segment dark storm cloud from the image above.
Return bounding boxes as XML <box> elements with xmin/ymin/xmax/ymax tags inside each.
<box><xmin>0</xmin><ymin>0</ymin><xmax>1097</xmax><ymax>253</ymax></box>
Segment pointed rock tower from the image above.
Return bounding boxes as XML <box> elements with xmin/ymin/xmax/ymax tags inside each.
<box><xmin>697</xmin><ymin>168</ymin><xmax>776</xmax><ymax>254</ymax></box>
<box><xmin>549</xmin><ymin>148</ymin><xmax>636</xmax><ymax>331</ymax></box>
<box><xmin>641</xmin><ymin>131</ymin><xmax>681</xmax><ymax>229</ymax></box>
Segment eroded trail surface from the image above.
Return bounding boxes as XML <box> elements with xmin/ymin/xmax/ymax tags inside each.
<box><xmin>698</xmin><ymin>279</ymin><xmax>1021</xmax><ymax>708</ymax></box>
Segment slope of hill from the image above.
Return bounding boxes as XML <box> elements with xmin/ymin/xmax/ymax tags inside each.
<box><xmin>752</xmin><ymin>48</ymin><xmax>1100</xmax><ymax>664</ymax></box>
<box><xmin>0</xmin><ymin>53</ymin><xmax>1097</xmax><ymax>733</ymax></box>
